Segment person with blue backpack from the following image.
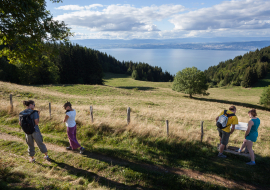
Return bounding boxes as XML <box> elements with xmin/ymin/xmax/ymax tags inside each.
<box><xmin>19</xmin><ymin>100</ymin><xmax>49</xmax><ymax>163</ymax></box>
<box><xmin>237</xmin><ymin>109</ymin><xmax>260</xmax><ymax>165</ymax></box>
<box><xmin>216</xmin><ymin>106</ymin><xmax>238</xmax><ymax>158</ymax></box>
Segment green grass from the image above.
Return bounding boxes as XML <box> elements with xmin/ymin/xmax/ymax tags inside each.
<box><xmin>1</xmin><ymin>73</ymin><xmax>270</xmax><ymax>189</ymax></box>
<box><xmin>1</xmin><ymin>119</ymin><xmax>270</xmax><ymax>189</ymax></box>
<box><xmin>0</xmin><ymin>139</ymin><xmax>228</xmax><ymax>190</ymax></box>
<box><xmin>104</xmin><ymin>72</ymin><xmax>172</xmax><ymax>89</ymax></box>
<box><xmin>253</xmin><ymin>73</ymin><xmax>270</xmax><ymax>88</ymax></box>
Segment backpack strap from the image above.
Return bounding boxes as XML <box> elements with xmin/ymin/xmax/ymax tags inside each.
<box><xmin>227</xmin><ymin>113</ymin><xmax>235</xmax><ymax>117</ymax></box>
<box><xmin>27</xmin><ymin>110</ymin><xmax>38</xmax><ymax>116</ymax></box>
<box><xmin>224</xmin><ymin>110</ymin><xmax>235</xmax><ymax>117</ymax></box>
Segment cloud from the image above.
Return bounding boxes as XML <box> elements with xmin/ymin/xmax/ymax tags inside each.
<box><xmin>54</xmin><ymin>1</ymin><xmax>270</xmax><ymax>39</ymax></box>
<box><xmin>54</xmin><ymin>4</ymin><xmax>185</xmax><ymax>32</ymax></box>
<box><xmin>170</xmin><ymin>0</ymin><xmax>270</xmax><ymax>30</ymax></box>
<box><xmin>55</xmin><ymin>4</ymin><xmax>103</xmax><ymax>10</ymax></box>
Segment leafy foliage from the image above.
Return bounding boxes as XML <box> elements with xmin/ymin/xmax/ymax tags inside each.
<box><xmin>172</xmin><ymin>67</ymin><xmax>209</xmax><ymax>97</ymax></box>
<box><xmin>0</xmin><ymin>0</ymin><xmax>72</xmax><ymax>65</ymax></box>
<box><xmin>204</xmin><ymin>47</ymin><xmax>270</xmax><ymax>88</ymax></box>
<box><xmin>260</xmin><ymin>85</ymin><xmax>270</xmax><ymax>107</ymax></box>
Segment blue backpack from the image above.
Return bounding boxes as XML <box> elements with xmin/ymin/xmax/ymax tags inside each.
<box><xmin>216</xmin><ymin>110</ymin><xmax>235</xmax><ymax>129</ymax></box>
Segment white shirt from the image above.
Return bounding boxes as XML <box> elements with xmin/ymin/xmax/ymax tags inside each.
<box><xmin>65</xmin><ymin>110</ymin><xmax>76</xmax><ymax>127</ymax></box>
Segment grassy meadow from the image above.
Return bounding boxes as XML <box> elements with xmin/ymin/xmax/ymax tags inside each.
<box><xmin>0</xmin><ymin>73</ymin><xmax>270</xmax><ymax>189</ymax></box>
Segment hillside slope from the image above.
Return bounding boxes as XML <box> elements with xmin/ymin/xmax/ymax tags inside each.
<box><xmin>0</xmin><ymin>74</ymin><xmax>270</xmax><ymax>189</ymax></box>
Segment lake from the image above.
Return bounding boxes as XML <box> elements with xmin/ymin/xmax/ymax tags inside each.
<box><xmin>98</xmin><ymin>49</ymin><xmax>248</xmax><ymax>75</ymax></box>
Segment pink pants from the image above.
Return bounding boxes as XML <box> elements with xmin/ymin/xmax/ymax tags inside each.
<box><xmin>67</xmin><ymin>125</ymin><xmax>81</xmax><ymax>149</ymax></box>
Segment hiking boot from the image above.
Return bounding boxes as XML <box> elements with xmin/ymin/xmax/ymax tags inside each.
<box><xmin>44</xmin><ymin>155</ymin><xmax>50</xmax><ymax>161</ymax></box>
<box><xmin>29</xmin><ymin>158</ymin><xmax>35</xmax><ymax>163</ymax></box>
<box><xmin>66</xmin><ymin>146</ymin><xmax>72</xmax><ymax>150</ymax></box>
<box><xmin>218</xmin><ymin>153</ymin><xmax>227</xmax><ymax>158</ymax></box>
<box><xmin>80</xmin><ymin>147</ymin><xmax>85</xmax><ymax>154</ymax></box>
<box><xmin>246</xmin><ymin>161</ymin><xmax>256</xmax><ymax>165</ymax></box>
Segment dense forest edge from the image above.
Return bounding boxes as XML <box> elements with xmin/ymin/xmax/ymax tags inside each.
<box><xmin>1</xmin><ymin>42</ymin><xmax>270</xmax><ymax>88</ymax></box>
<box><xmin>204</xmin><ymin>46</ymin><xmax>270</xmax><ymax>88</ymax></box>
<box><xmin>0</xmin><ymin>42</ymin><xmax>173</xmax><ymax>85</ymax></box>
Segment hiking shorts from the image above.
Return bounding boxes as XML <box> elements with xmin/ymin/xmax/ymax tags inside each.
<box><xmin>217</xmin><ymin>128</ymin><xmax>230</xmax><ymax>146</ymax></box>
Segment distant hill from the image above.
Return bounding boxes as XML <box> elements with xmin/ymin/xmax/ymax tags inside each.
<box><xmin>71</xmin><ymin>38</ymin><xmax>270</xmax><ymax>51</ymax></box>
<box><xmin>204</xmin><ymin>46</ymin><xmax>270</xmax><ymax>88</ymax></box>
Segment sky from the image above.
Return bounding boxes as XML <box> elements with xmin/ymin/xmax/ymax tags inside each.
<box><xmin>46</xmin><ymin>0</ymin><xmax>270</xmax><ymax>40</ymax></box>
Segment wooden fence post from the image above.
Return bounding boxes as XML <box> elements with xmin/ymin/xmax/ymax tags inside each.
<box><xmin>90</xmin><ymin>106</ymin><xmax>94</xmax><ymax>123</ymax></box>
<box><xmin>127</xmin><ymin>107</ymin><xmax>131</xmax><ymax>125</ymax></box>
<box><xmin>201</xmin><ymin>121</ymin><xmax>204</xmax><ymax>142</ymax></box>
<box><xmin>49</xmin><ymin>102</ymin><xmax>51</xmax><ymax>119</ymax></box>
<box><xmin>9</xmin><ymin>94</ymin><xmax>13</xmax><ymax>112</ymax></box>
<box><xmin>166</xmin><ymin>120</ymin><xmax>169</xmax><ymax>136</ymax></box>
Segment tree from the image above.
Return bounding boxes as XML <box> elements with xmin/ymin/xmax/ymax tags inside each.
<box><xmin>260</xmin><ymin>85</ymin><xmax>270</xmax><ymax>108</ymax></box>
<box><xmin>132</xmin><ymin>70</ymin><xmax>139</xmax><ymax>80</ymax></box>
<box><xmin>0</xmin><ymin>0</ymin><xmax>72</xmax><ymax>66</ymax></box>
<box><xmin>172</xmin><ymin>67</ymin><xmax>209</xmax><ymax>98</ymax></box>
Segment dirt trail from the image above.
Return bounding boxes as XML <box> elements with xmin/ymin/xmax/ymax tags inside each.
<box><xmin>0</xmin><ymin>131</ymin><xmax>259</xmax><ymax>190</ymax></box>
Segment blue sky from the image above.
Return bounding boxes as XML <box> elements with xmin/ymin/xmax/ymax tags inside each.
<box><xmin>46</xmin><ymin>0</ymin><xmax>270</xmax><ymax>40</ymax></box>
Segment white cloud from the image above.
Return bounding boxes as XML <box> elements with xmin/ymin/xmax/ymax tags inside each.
<box><xmin>170</xmin><ymin>0</ymin><xmax>270</xmax><ymax>30</ymax></box>
<box><xmin>55</xmin><ymin>5</ymin><xmax>84</xmax><ymax>10</ymax></box>
<box><xmin>54</xmin><ymin>1</ymin><xmax>270</xmax><ymax>39</ymax></box>
<box><xmin>85</xmin><ymin>4</ymin><xmax>103</xmax><ymax>9</ymax></box>
<box><xmin>55</xmin><ymin>4</ymin><xmax>185</xmax><ymax>32</ymax></box>
<box><xmin>55</xmin><ymin>4</ymin><xmax>103</xmax><ymax>10</ymax></box>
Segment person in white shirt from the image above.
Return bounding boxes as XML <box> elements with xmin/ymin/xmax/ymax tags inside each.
<box><xmin>63</xmin><ymin>102</ymin><xmax>85</xmax><ymax>154</ymax></box>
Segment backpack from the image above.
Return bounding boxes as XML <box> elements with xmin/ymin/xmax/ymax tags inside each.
<box><xmin>216</xmin><ymin>110</ymin><xmax>235</xmax><ymax>129</ymax></box>
<box><xmin>19</xmin><ymin>110</ymin><xmax>37</xmax><ymax>134</ymax></box>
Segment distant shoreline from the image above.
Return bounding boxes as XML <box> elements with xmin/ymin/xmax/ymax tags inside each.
<box><xmin>71</xmin><ymin>39</ymin><xmax>270</xmax><ymax>51</ymax></box>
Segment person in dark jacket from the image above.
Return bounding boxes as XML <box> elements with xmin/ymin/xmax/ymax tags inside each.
<box><xmin>19</xmin><ymin>100</ymin><xmax>49</xmax><ymax>163</ymax></box>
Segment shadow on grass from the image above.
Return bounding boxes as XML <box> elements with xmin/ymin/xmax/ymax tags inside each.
<box><xmin>103</xmin><ymin>72</ymin><xmax>130</xmax><ymax>80</ymax></box>
<box><xmin>48</xmin><ymin>158</ymin><xmax>148</xmax><ymax>190</ymax></box>
<box><xmin>253</xmin><ymin>73</ymin><xmax>270</xmax><ymax>88</ymax></box>
<box><xmin>84</xmin><ymin>136</ymin><xmax>270</xmax><ymax>189</ymax></box>
<box><xmin>116</xmin><ymin>86</ymin><xmax>157</xmax><ymax>91</ymax></box>
<box><xmin>0</xmin><ymin>182</ymin><xmax>36</xmax><ymax>190</ymax></box>
<box><xmin>49</xmin><ymin>150</ymin><xmax>227</xmax><ymax>190</ymax></box>
<box><xmin>192</xmin><ymin>96</ymin><xmax>270</xmax><ymax>111</ymax></box>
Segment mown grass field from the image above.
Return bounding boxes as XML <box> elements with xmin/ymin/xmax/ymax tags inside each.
<box><xmin>0</xmin><ymin>73</ymin><xmax>270</xmax><ymax>189</ymax></box>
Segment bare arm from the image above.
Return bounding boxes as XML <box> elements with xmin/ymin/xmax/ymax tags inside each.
<box><xmin>245</xmin><ymin>120</ymin><xmax>253</xmax><ymax>138</ymax></box>
<box><xmin>216</xmin><ymin>116</ymin><xmax>219</xmax><ymax>122</ymax></box>
<box><xmin>63</xmin><ymin>115</ymin><xmax>69</xmax><ymax>123</ymax></box>
<box><xmin>230</xmin><ymin>124</ymin><xmax>235</xmax><ymax>134</ymax></box>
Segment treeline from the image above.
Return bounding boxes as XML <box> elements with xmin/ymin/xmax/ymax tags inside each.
<box><xmin>0</xmin><ymin>42</ymin><xmax>173</xmax><ymax>85</ymax></box>
<box><xmin>204</xmin><ymin>46</ymin><xmax>270</xmax><ymax>87</ymax></box>
<box><xmin>0</xmin><ymin>43</ymin><xmax>103</xmax><ymax>85</ymax></box>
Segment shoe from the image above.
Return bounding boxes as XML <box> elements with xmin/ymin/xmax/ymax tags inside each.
<box><xmin>44</xmin><ymin>155</ymin><xmax>50</xmax><ymax>161</ymax></box>
<box><xmin>66</xmin><ymin>146</ymin><xmax>72</xmax><ymax>150</ymax></box>
<box><xmin>246</xmin><ymin>161</ymin><xmax>256</xmax><ymax>165</ymax></box>
<box><xmin>29</xmin><ymin>158</ymin><xmax>35</xmax><ymax>163</ymax></box>
<box><xmin>235</xmin><ymin>148</ymin><xmax>241</xmax><ymax>153</ymax></box>
<box><xmin>80</xmin><ymin>147</ymin><xmax>85</xmax><ymax>154</ymax></box>
<box><xmin>218</xmin><ymin>153</ymin><xmax>227</xmax><ymax>158</ymax></box>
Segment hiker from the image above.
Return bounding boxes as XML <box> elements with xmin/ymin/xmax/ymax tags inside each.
<box><xmin>237</xmin><ymin>109</ymin><xmax>260</xmax><ymax>165</ymax></box>
<box><xmin>19</xmin><ymin>100</ymin><xmax>49</xmax><ymax>162</ymax></box>
<box><xmin>63</xmin><ymin>101</ymin><xmax>85</xmax><ymax>154</ymax></box>
<box><xmin>216</xmin><ymin>106</ymin><xmax>238</xmax><ymax>158</ymax></box>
